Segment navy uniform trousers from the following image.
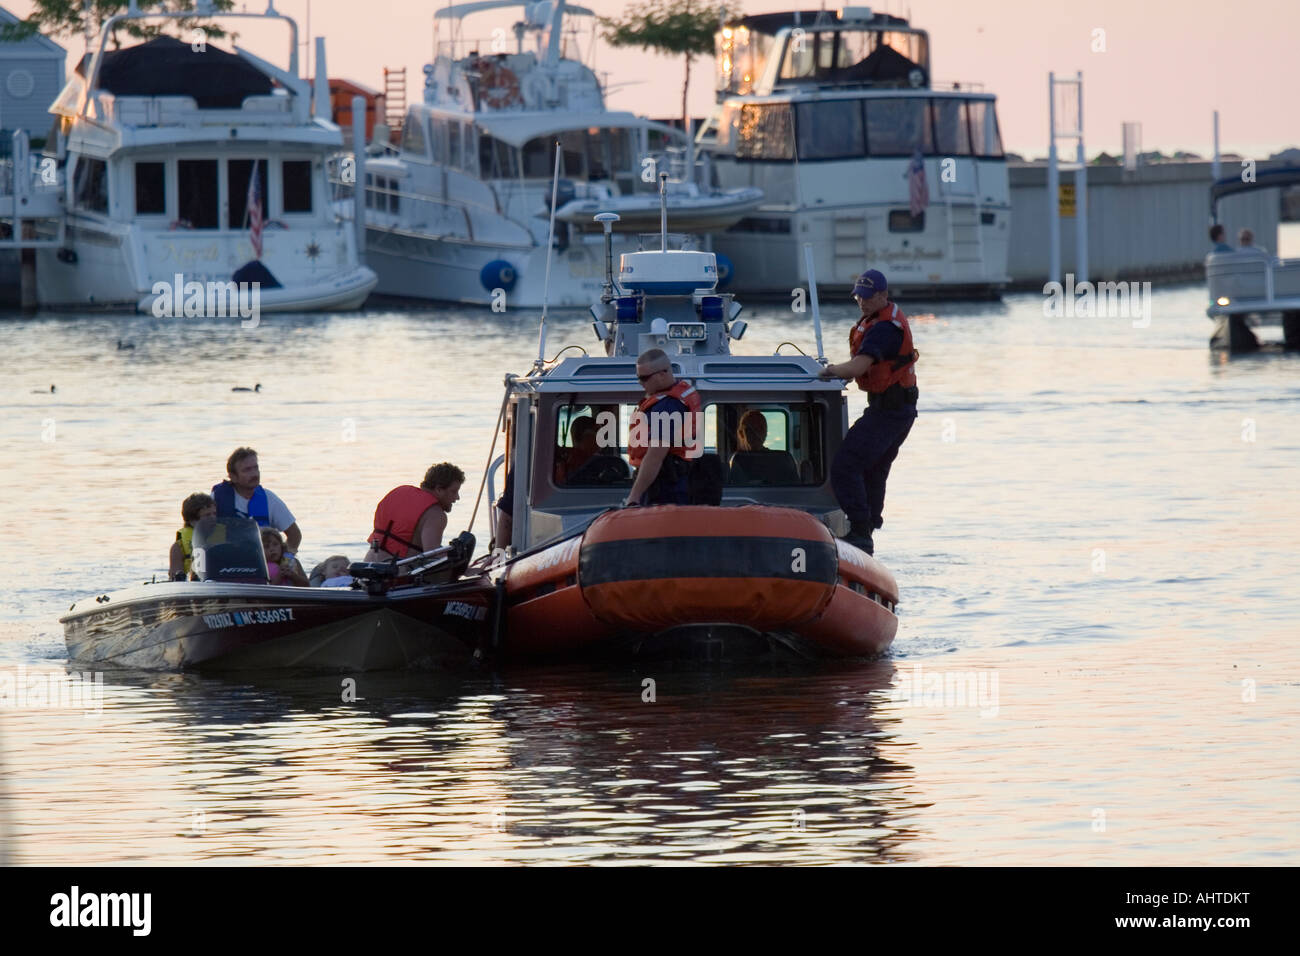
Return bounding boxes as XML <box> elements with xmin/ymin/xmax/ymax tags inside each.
<box><xmin>830</xmin><ymin>404</ymin><xmax>916</xmax><ymax>529</ymax></box>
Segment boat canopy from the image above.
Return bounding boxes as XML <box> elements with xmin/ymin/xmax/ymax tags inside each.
<box><xmin>1211</xmin><ymin>166</ymin><xmax>1300</xmax><ymax>218</ymax></box>
<box><xmin>84</xmin><ymin>36</ymin><xmax>274</xmax><ymax>109</ymax></box>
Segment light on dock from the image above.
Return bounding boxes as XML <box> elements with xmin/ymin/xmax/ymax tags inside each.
<box><xmin>1217</xmin><ymin>297</ymin><xmax>1231</xmax><ymax>306</ymax></box>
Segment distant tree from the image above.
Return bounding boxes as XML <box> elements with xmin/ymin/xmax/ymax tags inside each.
<box><xmin>1</xmin><ymin>1</ymin><xmax>236</xmax><ymax>47</ymax></box>
<box><xmin>600</xmin><ymin>0</ymin><xmax>726</xmax><ymax>134</ymax></box>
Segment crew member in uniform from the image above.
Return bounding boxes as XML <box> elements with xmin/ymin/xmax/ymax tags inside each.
<box><xmin>817</xmin><ymin>270</ymin><xmax>918</xmax><ymax>554</ymax></box>
<box><xmin>624</xmin><ymin>348</ymin><xmax>702</xmax><ymax>507</ymax></box>
<box><xmin>365</xmin><ymin>462</ymin><xmax>465</xmax><ymax>561</ymax></box>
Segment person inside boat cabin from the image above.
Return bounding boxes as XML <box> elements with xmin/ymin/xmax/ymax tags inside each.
<box><xmin>366</xmin><ymin>462</ymin><xmax>465</xmax><ymax>561</ymax></box>
<box><xmin>212</xmin><ymin>447</ymin><xmax>302</xmax><ymax>559</ymax></box>
<box><xmin>817</xmin><ymin>269</ymin><xmax>919</xmax><ymax>556</ymax></box>
<box><xmin>554</xmin><ymin>415</ymin><xmax>598</xmax><ymax>484</ymax></box>
<box><xmin>1209</xmin><ymin>224</ymin><xmax>1234</xmax><ymax>253</ymax></box>
<box><xmin>168</xmin><ymin>492</ymin><xmax>216</xmax><ymax>581</ymax></box>
<box><xmin>261</xmin><ymin>527</ymin><xmax>309</xmax><ymax>587</ymax></box>
<box><xmin>624</xmin><ymin>348</ymin><xmax>703</xmax><ymax>507</ymax></box>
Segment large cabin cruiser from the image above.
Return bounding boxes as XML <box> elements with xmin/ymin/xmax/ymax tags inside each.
<box><xmin>356</xmin><ymin>0</ymin><xmax>762</xmax><ymax>308</ymax></box>
<box><xmin>34</xmin><ymin>1</ymin><xmax>376</xmax><ymax>312</ymax></box>
<box><xmin>696</xmin><ymin>8</ymin><xmax>1010</xmax><ymax>298</ymax></box>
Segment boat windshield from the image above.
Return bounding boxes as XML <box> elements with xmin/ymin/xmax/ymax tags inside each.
<box><xmin>191</xmin><ymin>515</ymin><xmax>270</xmax><ymax>584</ymax></box>
<box><xmin>550</xmin><ymin>400</ymin><xmax>826</xmax><ymax>490</ymax></box>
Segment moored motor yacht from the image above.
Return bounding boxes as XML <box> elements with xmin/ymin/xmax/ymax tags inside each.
<box><xmin>32</xmin><ymin>1</ymin><xmax>376</xmax><ymax>313</ymax></box>
<box><xmin>696</xmin><ymin>7</ymin><xmax>1010</xmax><ymax>299</ymax></box>
<box><xmin>349</xmin><ymin>0</ymin><xmax>762</xmax><ymax>308</ymax></box>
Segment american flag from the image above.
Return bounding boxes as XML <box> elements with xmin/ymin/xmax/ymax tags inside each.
<box><xmin>907</xmin><ymin>149</ymin><xmax>929</xmax><ymax>218</ymax></box>
<box><xmin>247</xmin><ymin>161</ymin><xmax>263</xmax><ymax>259</ymax></box>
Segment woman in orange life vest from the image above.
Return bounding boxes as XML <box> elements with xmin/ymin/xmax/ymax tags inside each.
<box><xmin>364</xmin><ymin>462</ymin><xmax>466</xmax><ymax>561</ymax></box>
<box><xmin>817</xmin><ymin>270</ymin><xmax>918</xmax><ymax>555</ymax></box>
<box><xmin>623</xmin><ymin>348</ymin><xmax>702</xmax><ymax>507</ymax></box>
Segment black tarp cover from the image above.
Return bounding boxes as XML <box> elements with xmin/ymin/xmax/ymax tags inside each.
<box><xmin>88</xmin><ymin>36</ymin><xmax>274</xmax><ymax>109</ymax></box>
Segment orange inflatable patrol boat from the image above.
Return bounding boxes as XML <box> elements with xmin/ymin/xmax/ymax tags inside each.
<box><xmin>502</xmin><ymin>505</ymin><xmax>897</xmax><ymax>658</ymax></box>
<box><xmin>480</xmin><ymin>218</ymin><xmax>904</xmax><ymax>660</ymax></box>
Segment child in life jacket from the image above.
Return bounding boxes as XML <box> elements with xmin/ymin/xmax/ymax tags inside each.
<box><xmin>169</xmin><ymin>492</ymin><xmax>216</xmax><ymax>581</ymax></box>
<box><xmin>261</xmin><ymin>527</ymin><xmax>309</xmax><ymax>586</ymax></box>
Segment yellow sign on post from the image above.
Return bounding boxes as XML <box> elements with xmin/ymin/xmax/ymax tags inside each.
<box><xmin>1059</xmin><ymin>183</ymin><xmax>1076</xmax><ymax>218</ymax></box>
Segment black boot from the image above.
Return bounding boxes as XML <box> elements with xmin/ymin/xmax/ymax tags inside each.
<box><xmin>840</xmin><ymin>521</ymin><xmax>874</xmax><ymax>556</ymax></box>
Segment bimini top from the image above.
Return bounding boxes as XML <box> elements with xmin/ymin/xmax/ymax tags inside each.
<box><xmin>723</xmin><ymin>9</ymin><xmax>912</xmax><ymax>33</ymax></box>
<box><xmin>81</xmin><ymin>36</ymin><xmax>274</xmax><ymax>109</ymax></box>
<box><xmin>1211</xmin><ymin>166</ymin><xmax>1300</xmax><ymax>216</ymax></box>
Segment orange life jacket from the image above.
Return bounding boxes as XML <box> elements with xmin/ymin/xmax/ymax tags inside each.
<box><xmin>629</xmin><ymin>379</ymin><xmax>703</xmax><ymax>467</ymax></box>
<box><xmin>369</xmin><ymin>485</ymin><xmax>438</xmax><ymax>557</ymax></box>
<box><xmin>848</xmin><ymin>302</ymin><xmax>917</xmax><ymax>394</ymax></box>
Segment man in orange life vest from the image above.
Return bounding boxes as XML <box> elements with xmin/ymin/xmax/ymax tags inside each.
<box><xmin>817</xmin><ymin>270</ymin><xmax>918</xmax><ymax>555</ymax></box>
<box><xmin>623</xmin><ymin>348</ymin><xmax>702</xmax><ymax>507</ymax></box>
<box><xmin>364</xmin><ymin>462</ymin><xmax>465</xmax><ymax>561</ymax></box>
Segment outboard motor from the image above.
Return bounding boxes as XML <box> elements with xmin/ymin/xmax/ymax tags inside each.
<box><xmin>191</xmin><ymin>515</ymin><xmax>270</xmax><ymax>584</ymax></box>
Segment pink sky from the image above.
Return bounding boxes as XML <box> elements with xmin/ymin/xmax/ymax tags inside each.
<box><xmin>10</xmin><ymin>0</ymin><xmax>1296</xmax><ymax>158</ymax></box>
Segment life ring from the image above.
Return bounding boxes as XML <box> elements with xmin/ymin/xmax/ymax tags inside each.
<box><xmin>474</xmin><ymin>58</ymin><xmax>522</xmax><ymax>110</ymax></box>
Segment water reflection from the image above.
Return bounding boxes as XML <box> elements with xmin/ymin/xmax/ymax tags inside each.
<box><xmin>4</xmin><ymin>660</ymin><xmax>916</xmax><ymax>864</ymax></box>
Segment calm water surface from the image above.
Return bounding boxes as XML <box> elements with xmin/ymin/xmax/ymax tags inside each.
<box><xmin>2</xmin><ymin>245</ymin><xmax>1298</xmax><ymax>864</ymax></box>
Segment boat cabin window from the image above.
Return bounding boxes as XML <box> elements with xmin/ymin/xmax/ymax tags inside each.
<box><xmin>931</xmin><ymin>99</ymin><xmax>972</xmax><ymax>156</ymax></box>
<box><xmin>520</xmin><ymin>128</ymin><xmax>641</xmax><ymax>184</ymax></box>
<box><xmin>479</xmin><ymin>135</ymin><xmax>521</xmax><ymax>179</ymax></box>
<box><xmin>73</xmin><ymin>157</ymin><xmax>108</xmax><ymax>214</ymax></box>
<box><xmin>863</xmin><ymin>99</ymin><xmax>932</xmax><ymax>156</ymax></box>
<box><xmin>888</xmin><ymin>209</ymin><xmax>925</xmax><ymax>232</ymax></box>
<box><xmin>178</xmin><ymin>159</ymin><xmax>219</xmax><ymax>228</ymax></box>
<box><xmin>403</xmin><ymin>112</ymin><xmax>429</xmax><ymax>158</ymax></box>
<box><xmin>716</xmin><ymin>26</ymin><xmax>777</xmax><ymax>96</ymax></box>
<box><xmin>794</xmin><ymin>100</ymin><xmax>865</xmax><ymax>160</ymax></box>
<box><xmin>967</xmin><ymin>100</ymin><xmax>1003</xmax><ymax>157</ymax></box>
<box><xmin>227</xmin><ymin>159</ymin><xmax>269</xmax><ymax>230</ymax></box>
<box><xmin>549</xmin><ymin>400</ymin><xmax>825</xmax><ymax>490</ymax></box>
<box><xmin>365</xmin><ymin>174</ymin><xmax>400</xmax><ymax>213</ymax></box>
<box><xmin>134</xmin><ymin>161</ymin><xmax>166</xmax><ymax>216</ymax></box>
<box><xmin>735</xmin><ymin>103</ymin><xmax>794</xmax><ymax>161</ymax></box>
<box><xmin>281</xmin><ymin>160</ymin><xmax>313</xmax><ymax>213</ymax></box>
<box><xmin>778</xmin><ymin>29</ymin><xmax>928</xmax><ymax>86</ymax></box>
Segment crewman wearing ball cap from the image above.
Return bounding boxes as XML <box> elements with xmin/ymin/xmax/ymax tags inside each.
<box><xmin>817</xmin><ymin>269</ymin><xmax>919</xmax><ymax>555</ymax></box>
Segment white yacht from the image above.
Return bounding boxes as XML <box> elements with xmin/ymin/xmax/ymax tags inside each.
<box><xmin>354</xmin><ymin>0</ymin><xmax>762</xmax><ymax>308</ymax></box>
<box><xmin>696</xmin><ymin>8</ymin><xmax>1010</xmax><ymax>298</ymax></box>
<box><xmin>33</xmin><ymin>1</ymin><xmax>376</xmax><ymax>313</ymax></box>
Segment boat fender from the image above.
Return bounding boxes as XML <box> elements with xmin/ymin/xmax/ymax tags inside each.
<box><xmin>714</xmin><ymin>252</ymin><xmax>734</xmax><ymax>289</ymax></box>
<box><xmin>480</xmin><ymin>259</ymin><xmax>518</xmax><ymax>292</ymax></box>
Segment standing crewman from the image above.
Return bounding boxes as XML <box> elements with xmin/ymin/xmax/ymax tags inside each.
<box><xmin>624</xmin><ymin>348</ymin><xmax>702</xmax><ymax>507</ymax></box>
<box><xmin>817</xmin><ymin>270</ymin><xmax>918</xmax><ymax>555</ymax></box>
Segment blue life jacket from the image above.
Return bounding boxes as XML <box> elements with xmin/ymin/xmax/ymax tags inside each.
<box><xmin>212</xmin><ymin>480</ymin><xmax>271</xmax><ymax>526</ymax></box>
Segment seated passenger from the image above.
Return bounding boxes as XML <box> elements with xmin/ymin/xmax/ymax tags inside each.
<box><xmin>169</xmin><ymin>492</ymin><xmax>216</xmax><ymax>581</ymax></box>
<box><xmin>310</xmin><ymin>555</ymin><xmax>353</xmax><ymax>587</ymax></box>
<box><xmin>728</xmin><ymin>409</ymin><xmax>800</xmax><ymax>485</ymax></box>
<box><xmin>261</xmin><ymin>527</ymin><xmax>309</xmax><ymax>586</ymax></box>
<box><xmin>1237</xmin><ymin>228</ymin><xmax>1271</xmax><ymax>258</ymax></box>
<box><xmin>555</xmin><ymin>415</ymin><xmax>600</xmax><ymax>484</ymax></box>
<box><xmin>366</xmin><ymin>462</ymin><xmax>465</xmax><ymax>561</ymax></box>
